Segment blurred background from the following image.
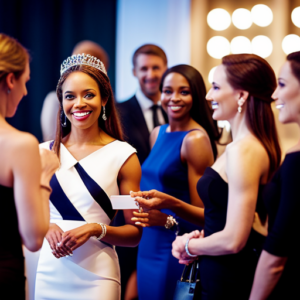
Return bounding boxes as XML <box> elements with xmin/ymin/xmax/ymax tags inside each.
<box><xmin>1</xmin><ymin>0</ymin><xmax>300</xmax><ymax>152</ymax></box>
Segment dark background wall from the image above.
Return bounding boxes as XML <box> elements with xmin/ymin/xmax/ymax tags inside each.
<box><xmin>0</xmin><ymin>0</ymin><xmax>117</xmax><ymax>141</ymax></box>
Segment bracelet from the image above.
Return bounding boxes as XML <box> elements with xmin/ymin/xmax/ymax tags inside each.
<box><xmin>185</xmin><ymin>238</ymin><xmax>197</xmax><ymax>257</ymax></box>
<box><xmin>95</xmin><ymin>223</ymin><xmax>107</xmax><ymax>240</ymax></box>
<box><xmin>165</xmin><ymin>215</ymin><xmax>179</xmax><ymax>236</ymax></box>
<box><xmin>165</xmin><ymin>215</ymin><xmax>177</xmax><ymax>229</ymax></box>
<box><xmin>40</xmin><ymin>184</ymin><xmax>52</xmax><ymax>193</ymax></box>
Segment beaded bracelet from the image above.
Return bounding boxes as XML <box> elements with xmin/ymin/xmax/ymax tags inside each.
<box><xmin>95</xmin><ymin>223</ymin><xmax>107</xmax><ymax>240</ymax></box>
<box><xmin>185</xmin><ymin>238</ymin><xmax>197</xmax><ymax>257</ymax></box>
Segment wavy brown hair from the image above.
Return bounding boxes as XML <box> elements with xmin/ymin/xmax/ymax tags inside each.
<box><xmin>222</xmin><ymin>54</ymin><xmax>281</xmax><ymax>179</ymax></box>
<box><xmin>0</xmin><ymin>33</ymin><xmax>29</xmax><ymax>83</ymax></box>
<box><xmin>53</xmin><ymin>64</ymin><xmax>123</xmax><ymax>156</ymax></box>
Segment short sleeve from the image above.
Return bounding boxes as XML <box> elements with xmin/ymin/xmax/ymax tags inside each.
<box><xmin>264</xmin><ymin>153</ymin><xmax>300</xmax><ymax>257</ymax></box>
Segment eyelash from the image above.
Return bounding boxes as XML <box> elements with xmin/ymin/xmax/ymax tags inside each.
<box><xmin>278</xmin><ymin>82</ymin><xmax>285</xmax><ymax>87</ymax></box>
<box><xmin>212</xmin><ymin>86</ymin><xmax>219</xmax><ymax>90</ymax></box>
<box><xmin>64</xmin><ymin>93</ymin><xmax>95</xmax><ymax>100</ymax></box>
<box><xmin>163</xmin><ymin>90</ymin><xmax>190</xmax><ymax>95</ymax></box>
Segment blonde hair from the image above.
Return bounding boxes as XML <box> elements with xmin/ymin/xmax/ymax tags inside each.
<box><xmin>0</xmin><ymin>33</ymin><xmax>29</xmax><ymax>82</ymax></box>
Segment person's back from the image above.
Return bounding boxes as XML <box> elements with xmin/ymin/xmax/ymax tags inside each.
<box><xmin>0</xmin><ymin>33</ymin><xmax>59</xmax><ymax>299</ymax></box>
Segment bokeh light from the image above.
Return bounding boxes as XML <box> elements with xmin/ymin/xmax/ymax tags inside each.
<box><xmin>251</xmin><ymin>4</ymin><xmax>273</xmax><ymax>27</ymax></box>
<box><xmin>232</xmin><ymin>8</ymin><xmax>252</xmax><ymax>30</ymax></box>
<box><xmin>231</xmin><ymin>36</ymin><xmax>252</xmax><ymax>54</ymax></box>
<box><xmin>207</xmin><ymin>36</ymin><xmax>230</xmax><ymax>59</ymax></box>
<box><xmin>208</xmin><ymin>66</ymin><xmax>217</xmax><ymax>83</ymax></box>
<box><xmin>282</xmin><ymin>34</ymin><xmax>300</xmax><ymax>54</ymax></box>
<box><xmin>207</xmin><ymin>8</ymin><xmax>231</xmax><ymax>31</ymax></box>
<box><xmin>291</xmin><ymin>7</ymin><xmax>300</xmax><ymax>28</ymax></box>
<box><xmin>251</xmin><ymin>35</ymin><xmax>273</xmax><ymax>58</ymax></box>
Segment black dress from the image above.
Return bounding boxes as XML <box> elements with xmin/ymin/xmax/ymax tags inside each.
<box><xmin>263</xmin><ymin>151</ymin><xmax>300</xmax><ymax>299</ymax></box>
<box><xmin>0</xmin><ymin>185</ymin><xmax>25</xmax><ymax>299</ymax></box>
<box><xmin>196</xmin><ymin>167</ymin><xmax>265</xmax><ymax>300</ymax></box>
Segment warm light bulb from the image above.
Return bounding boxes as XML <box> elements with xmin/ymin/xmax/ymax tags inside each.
<box><xmin>207</xmin><ymin>8</ymin><xmax>231</xmax><ymax>31</ymax></box>
<box><xmin>251</xmin><ymin>35</ymin><xmax>273</xmax><ymax>58</ymax></box>
<box><xmin>231</xmin><ymin>36</ymin><xmax>252</xmax><ymax>54</ymax></box>
<box><xmin>232</xmin><ymin>8</ymin><xmax>252</xmax><ymax>30</ymax></box>
<box><xmin>207</xmin><ymin>36</ymin><xmax>230</xmax><ymax>59</ymax></box>
<box><xmin>208</xmin><ymin>67</ymin><xmax>217</xmax><ymax>83</ymax></box>
<box><xmin>282</xmin><ymin>34</ymin><xmax>300</xmax><ymax>54</ymax></box>
<box><xmin>292</xmin><ymin>7</ymin><xmax>300</xmax><ymax>28</ymax></box>
<box><xmin>251</xmin><ymin>4</ymin><xmax>273</xmax><ymax>27</ymax></box>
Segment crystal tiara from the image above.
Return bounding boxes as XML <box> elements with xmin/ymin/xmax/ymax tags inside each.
<box><xmin>60</xmin><ymin>53</ymin><xmax>107</xmax><ymax>76</ymax></box>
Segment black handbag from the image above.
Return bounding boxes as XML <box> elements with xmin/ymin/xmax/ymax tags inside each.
<box><xmin>173</xmin><ymin>260</ymin><xmax>201</xmax><ymax>300</ymax></box>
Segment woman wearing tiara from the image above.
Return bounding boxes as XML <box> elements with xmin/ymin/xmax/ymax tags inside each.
<box><xmin>35</xmin><ymin>54</ymin><xmax>142</xmax><ymax>300</ymax></box>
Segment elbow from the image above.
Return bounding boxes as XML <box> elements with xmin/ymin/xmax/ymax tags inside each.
<box><xmin>130</xmin><ymin>229</ymin><xmax>143</xmax><ymax>247</ymax></box>
<box><xmin>226</xmin><ymin>238</ymin><xmax>247</xmax><ymax>254</ymax></box>
<box><xmin>23</xmin><ymin>236</ymin><xmax>45</xmax><ymax>252</ymax></box>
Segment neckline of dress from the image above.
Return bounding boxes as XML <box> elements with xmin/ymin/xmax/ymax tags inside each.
<box><xmin>61</xmin><ymin>140</ymin><xmax>117</xmax><ymax>163</ymax></box>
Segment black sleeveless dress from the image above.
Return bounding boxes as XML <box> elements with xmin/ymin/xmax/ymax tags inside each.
<box><xmin>0</xmin><ymin>185</ymin><xmax>25</xmax><ymax>299</ymax></box>
<box><xmin>196</xmin><ymin>167</ymin><xmax>265</xmax><ymax>300</ymax></box>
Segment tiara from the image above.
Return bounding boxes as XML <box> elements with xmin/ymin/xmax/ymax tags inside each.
<box><xmin>60</xmin><ymin>53</ymin><xmax>107</xmax><ymax>76</ymax></box>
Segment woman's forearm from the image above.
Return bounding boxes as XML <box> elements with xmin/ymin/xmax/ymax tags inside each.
<box><xmin>249</xmin><ymin>251</ymin><xmax>287</xmax><ymax>300</ymax></box>
<box><xmin>164</xmin><ymin>194</ymin><xmax>205</xmax><ymax>227</ymax></box>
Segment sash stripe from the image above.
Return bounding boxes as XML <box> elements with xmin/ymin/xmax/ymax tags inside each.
<box><xmin>50</xmin><ymin>174</ymin><xmax>85</xmax><ymax>221</ymax></box>
<box><xmin>74</xmin><ymin>163</ymin><xmax>115</xmax><ymax>220</ymax></box>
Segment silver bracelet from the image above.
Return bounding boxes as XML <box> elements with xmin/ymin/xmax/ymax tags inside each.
<box><xmin>95</xmin><ymin>223</ymin><xmax>107</xmax><ymax>240</ymax></box>
<box><xmin>185</xmin><ymin>238</ymin><xmax>197</xmax><ymax>257</ymax></box>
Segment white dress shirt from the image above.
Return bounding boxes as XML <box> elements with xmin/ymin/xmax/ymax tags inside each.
<box><xmin>135</xmin><ymin>89</ymin><xmax>166</xmax><ymax>133</ymax></box>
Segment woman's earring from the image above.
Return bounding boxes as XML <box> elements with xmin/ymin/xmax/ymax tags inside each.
<box><xmin>7</xmin><ymin>89</ymin><xmax>10</xmax><ymax>94</ymax></box>
<box><xmin>60</xmin><ymin>110</ymin><xmax>67</xmax><ymax>127</ymax></box>
<box><xmin>237</xmin><ymin>99</ymin><xmax>244</xmax><ymax>113</ymax></box>
<box><xmin>102</xmin><ymin>106</ymin><xmax>107</xmax><ymax>121</ymax></box>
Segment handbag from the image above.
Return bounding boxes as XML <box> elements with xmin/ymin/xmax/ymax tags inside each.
<box><xmin>173</xmin><ymin>260</ymin><xmax>201</xmax><ymax>300</ymax></box>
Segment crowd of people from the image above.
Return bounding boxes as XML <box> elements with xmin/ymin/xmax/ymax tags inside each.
<box><xmin>0</xmin><ymin>32</ymin><xmax>299</xmax><ymax>300</ymax></box>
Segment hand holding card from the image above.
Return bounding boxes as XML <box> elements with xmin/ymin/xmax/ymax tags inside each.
<box><xmin>110</xmin><ymin>195</ymin><xmax>140</xmax><ymax>210</ymax></box>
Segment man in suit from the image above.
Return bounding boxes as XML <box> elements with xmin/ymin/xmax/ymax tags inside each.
<box><xmin>117</xmin><ymin>44</ymin><xmax>168</xmax><ymax>164</ymax></box>
<box><xmin>115</xmin><ymin>44</ymin><xmax>168</xmax><ymax>300</ymax></box>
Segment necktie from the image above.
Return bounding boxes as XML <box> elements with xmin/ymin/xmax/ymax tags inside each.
<box><xmin>151</xmin><ymin>104</ymin><xmax>161</xmax><ymax>128</ymax></box>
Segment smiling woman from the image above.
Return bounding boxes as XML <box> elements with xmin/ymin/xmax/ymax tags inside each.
<box><xmin>34</xmin><ymin>54</ymin><xmax>142</xmax><ymax>300</ymax></box>
<box><xmin>132</xmin><ymin>64</ymin><xmax>220</xmax><ymax>300</ymax></box>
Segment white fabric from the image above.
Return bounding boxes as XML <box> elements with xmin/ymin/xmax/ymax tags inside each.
<box><xmin>135</xmin><ymin>89</ymin><xmax>165</xmax><ymax>132</ymax></box>
<box><xmin>35</xmin><ymin>140</ymin><xmax>136</xmax><ymax>300</ymax></box>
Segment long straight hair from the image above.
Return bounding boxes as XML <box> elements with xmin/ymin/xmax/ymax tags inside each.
<box><xmin>160</xmin><ymin>64</ymin><xmax>221</xmax><ymax>160</ymax></box>
<box><xmin>53</xmin><ymin>64</ymin><xmax>123</xmax><ymax>156</ymax></box>
<box><xmin>222</xmin><ymin>54</ymin><xmax>281</xmax><ymax>179</ymax></box>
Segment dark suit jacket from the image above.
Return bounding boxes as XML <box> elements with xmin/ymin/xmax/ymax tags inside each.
<box><xmin>117</xmin><ymin>95</ymin><xmax>150</xmax><ymax>164</ymax></box>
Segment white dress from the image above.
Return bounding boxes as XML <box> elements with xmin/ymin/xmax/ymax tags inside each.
<box><xmin>35</xmin><ymin>140</ymin><xmax>136</xmax><ymax>300</ymax></box>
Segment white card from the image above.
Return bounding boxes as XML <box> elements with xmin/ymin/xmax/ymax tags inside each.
<box><xmin>110</xmin><ymin>195</ymin><xmax>140</xmax><ymax>210</ymax></box>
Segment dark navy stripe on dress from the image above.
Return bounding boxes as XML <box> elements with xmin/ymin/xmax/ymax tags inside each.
<box><xmin>74</xmin><ymin>163</ymin><xmax>115</xmax><ymax>220</ymax></box>
<box><xmin>50</xmin><ymin>174</ymin><xmax>85</xmax><ymax>221</ymax></box>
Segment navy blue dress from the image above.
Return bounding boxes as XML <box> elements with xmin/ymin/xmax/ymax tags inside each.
<box><xmin>137</xmin><ymin>125</ymin><xmax>201</xmax><ymax>300</ymax></box>
<box><xmin>197</xmin><ymin>167</ymin><xmax>265</xmax><ymax>300</ymax></box>
<box><xmin>263</xmin><ymin>151</ymin><xmax>300</xmax><ymax>299</ymax></box>
<box><xmin>0</xmin><ymin>185</ymin><xmax>25</xmax><ymax>299</ymax></box>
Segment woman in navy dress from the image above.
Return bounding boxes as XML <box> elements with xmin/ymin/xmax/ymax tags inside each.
<box><xmin>0</xmin><ymin>34</ymin><xmax>59</xmax><ymax>299</ymax></box>
<box><xmin>132</xmin><ymin>65</ymin><xmax>220</xmax><ymax>300</ymax></box>
<box><xmin>135</xmin><ymin>54</ymin><xmax>282</xmax><ymax>299</ymax></box>
<box><xmin>250</xmin><ymin>51</ymin><xmax>300</xmax><ymax>299</ymax></box>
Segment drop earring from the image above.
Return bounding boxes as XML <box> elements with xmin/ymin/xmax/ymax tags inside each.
<box><xmin>60</xmin><ymin>110</ymin><xmax>67</xmax><ymax>127</ymax></box>
<box><xmin>102</xmin><ymin>106</ymin><xmax>107</xmax><ymax>121</ymax></box>
<box><xmin>237</xmin><ymin>98</ymin><xmax>244</xmax><ymax>113</ymax></box>
<box><xmin>7</xmin><ymin>89</ymin><xmax>10</xmax><ymax>94</ymax></box>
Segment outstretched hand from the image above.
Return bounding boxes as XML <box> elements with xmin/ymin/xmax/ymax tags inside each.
<box><xmin>130</xmin><ymin>190</ymin><xmax>169</xmax><ymax>211</ymax></box>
